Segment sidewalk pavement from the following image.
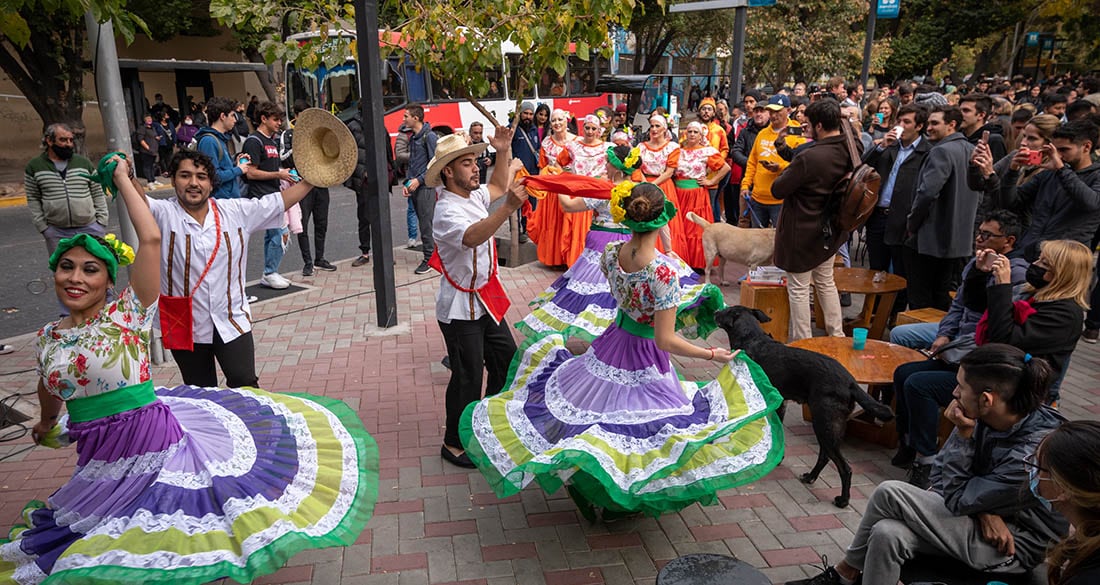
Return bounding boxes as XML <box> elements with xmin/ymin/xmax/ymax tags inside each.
<box><xmin>0</xmin><ymin>245</ymin><xmax>1097</xmax><ymax>585</ymax></box>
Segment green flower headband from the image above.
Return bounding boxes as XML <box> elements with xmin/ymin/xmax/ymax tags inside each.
<box><xmin>622</xmin><ymin>199</ymin><xmax>677</xmax><ymax>233</ymax></box>
<box><xmin>48</xmin><ymin>233</ymin><xmax>135</xmax><ymax>282</ymax></box>
<box><xmin>606</xmin><ymin>146</ymin><xmax>642</xmax><ymax>174</ymax></box>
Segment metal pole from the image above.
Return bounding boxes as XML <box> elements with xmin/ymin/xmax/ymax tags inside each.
<box><xmin>860</xmin><ymin>0</ymin><xmax>877</xmax><ymax>88</ymax></box>
<box><xmin>729</xmin><ymin>6</ymin><xmax>746</xmax><ymax>106</ymax></box>
<box><xmin>355</xmin><ymin>0</ymin><xmax>398</xmax><ymax>328</ymax></box>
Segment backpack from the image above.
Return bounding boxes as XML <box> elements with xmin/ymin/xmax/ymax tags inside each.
<box><xmin>830</xmin><ymin>122</ymin><xmax>881</xmax><ymax>232</ymax></box>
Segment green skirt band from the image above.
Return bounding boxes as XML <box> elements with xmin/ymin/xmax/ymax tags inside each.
<box><xmin>614</xmin><ymin>311</ymin><xmax>655</xmax><ymax>339</ymax></box>
<box><xmin>66</xmin><ymin>380</ymin><xmax>157</xmax><ymax>423</ymax></box>
<box><xmin>590</xmin><ymin>224</ymin><xmax>631</xmax><ymax>234</ymax></box>
<box><xmin>674</xmin><ymin>179</ymin><xmax>700</xmax><ymax>189</ymax></box>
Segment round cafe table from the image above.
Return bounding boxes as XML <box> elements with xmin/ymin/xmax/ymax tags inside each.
<box><xmin>789</xmin><ymin>336</ymin><xmax>925</xmax><ymax>447</ymax></box>
<box><xmin>814</xmin><ymin>267</ymin><xmax>906</xmax><ymax>341</ymax></box>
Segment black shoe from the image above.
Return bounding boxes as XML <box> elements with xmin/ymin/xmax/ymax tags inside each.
<box><xmin>519</xmin><ymin>232</ymin><xmax>529</xmax><ymax>244</ymax></box>
<box><xmin>301</xmin><ymin>264</ymin><xmax>314</xmax><ymax>277</ymax></box>
<box><xmin>785</xmin><ymin>566</ymin><xmax>849</xmax><ymax>585</ymax></box>
<box><xmin>441</xmin><ymin>355</ymin><xmax>451</xmax><ymax>369</ymax></box>
<box><xmin>351</xmin><ymin>254</ymin><xmax>370</xmax><ymax>267</ymax></box>
<box><xmin>891</xmin><ymin>444</ymin><xmax>916</xmax><ymax>469</ymax></box>
<box><xmin>414</xmin><ymin>260</ymin><xmax>431</xmax><ymax>275</ymax></box>
<box><xmin>441</xmin><ymin>445</ymin><xmax>476</xmax><ymax>468</ymax></box>
<box><xmin>840</xmin><ymin>292</ymin><xmax>852</xmax><ymax>307</ymax></box>
<box><xmin>907</xmin><ymin>462</ymin><xmax>933</xmax><ymax>490</ymax></box>
<box><xmin>315</xmin><ymin>259</ymin><xmax>337</xmax><ymax>271</ymax></box>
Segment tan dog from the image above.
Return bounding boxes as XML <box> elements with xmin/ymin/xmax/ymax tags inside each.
<box><xmin>686</xmin><ymin>212</ymin><xmax>776</xmax><ymax>285</ymax></box>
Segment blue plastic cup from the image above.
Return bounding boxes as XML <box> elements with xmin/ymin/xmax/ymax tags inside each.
<box><xmin>852</xmin><ymin>328</ymin><xmax>869</xmax><ymax>350</ymax></box>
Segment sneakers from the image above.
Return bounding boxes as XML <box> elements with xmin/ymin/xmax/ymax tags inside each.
<box><xmin>839</xmin><ymin>292</ymin><xmax>852</xmax><ymax>307</ymax></box>
<box><xmin>785</xmin><ymin>566</ymin><xmax>852</xmax><ymax>585</ymax></box>
<box><xmin>907</xmin><ymin>462</ymin><xmax>933</xmax><ymax>490</ymax></box>
<box><xmin>414</xmin><ymin>260</ymin><xmax>431</xmax><ymax>275</ymax></box>
<box><xmin>0</xmin><ymin>344</ymin><xmax>14</xmax><ymax>355</ymax></box>
<box><xmin>351</xmin><ymin>254</ymin><xmax>370</xmax><ymax>267</ymax></box>
<box><xmin>302</xmin><ymin>264</ymin><xmax>314</xmax><ymax>277</ymax></box>
<box><xmin>407</xmin><ymin>238</ymin><xmax>419</xmax><ymax>249</ymax></box>
<box><xmin>314</xmin><ymin>259</ymin><xmax>337</xmax><ymax>271</ymax></box>
<box><xmin>519</xmin><ymin>232</ymin><xmax>529</xmax><ymax>244</ymax></box>
<box><xmin>260</xmin><ymin>273</ymin><xmax>291</xmax><ymax>289</ymax></box>
<box><xmin>1083</xmin><ymin>328</ymin><xmax>1099</xmax><ymax>344</ymax></box>
<box><xmin>891</xmin><ymin>444</ymin><xmax>916</xmax><ymax>469</ymax></box>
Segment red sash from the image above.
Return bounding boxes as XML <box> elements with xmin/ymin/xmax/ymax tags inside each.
<box><xmin>160</xmin><ymin>200</ymin><xmax>221</xmax><ymax>351</ymax></box>
<box><xmin>428</xmin><ymin>238</ymin><xmax>511</xmax><ymax>324</ymax></box>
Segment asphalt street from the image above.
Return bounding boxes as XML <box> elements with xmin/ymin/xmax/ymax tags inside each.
<box><xmin>0</xmin><ymin>184</ymin><xmax>414</xmax><ymax>339</ymax></box>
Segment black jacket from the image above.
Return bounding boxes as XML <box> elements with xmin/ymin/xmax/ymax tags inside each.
<box><xmin>731</xmin><ymin>121</ymin><xmax>766</xmax><ymax>170</ymax></box>
<box><xmin>991</xmin><ymin>162</ymin><xmax>1100</xmax><ymax>261</ymax></box>
<box><xmin>862</xmin><ymin>137</ymin><xmax>933</xmax><ymax>246</ymax></box>
<box><xmin>345</xmin><ymin>114</ymin><xmax>394</xmax><ymax>191</ymax></box>
<box><xmin>985</xmin><ymin>283</ymin><xmax>1084</xmax><ymax>380</ymax></box>
<box><xmin>967</xmin><ymin>122</ymin><xmax>1008</xmax><ymax>164</ymax></box>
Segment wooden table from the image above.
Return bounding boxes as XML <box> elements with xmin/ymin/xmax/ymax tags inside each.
<box><xmin>789</xmin><ymin>336</ymin><xmax>924</xmax><ymax>447</ymax></box>
<box><xmin>814</xmin><ymin>267</ymin><xmax>906</xmax><ymax>341</ymax></box>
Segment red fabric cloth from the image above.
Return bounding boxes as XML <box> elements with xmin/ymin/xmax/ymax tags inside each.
<box><xmin>975</xmin><ymin>297</ymin><xmax>1037</xmax><ymax>345</ymax></box>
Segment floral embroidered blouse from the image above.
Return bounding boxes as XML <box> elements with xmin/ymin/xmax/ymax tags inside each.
<box><xmin>539</xmin><ymin>136</ymin><xmax>574</xmax><ymax>170</ymax></box>
<box><xmin>562</xmin><ymin>140</ymin><xmax>609</xmax><ymax>178</ymax></box>
<box><xmin>676</xmin><ymin>145</ymin><xmax>724</xmax><ymax>180</ymax></box>
<box><xmin>37</xmin><ymin>287</ymin><xmax>154</xmax><ymax>401</ymax></box>
<box><xmin>600</xmin><ymin>241</ymin><xmax>682</xmax><ymax>326</ymax></box>
<box><xmin>638</xmin><ymin>141</ymin><xmax>680</xmax><ymax>178</ymax></box>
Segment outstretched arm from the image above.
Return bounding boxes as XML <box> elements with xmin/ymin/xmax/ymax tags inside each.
<box><xmin>111</xmin><ymin>156</ymin><xmax>161</xmax><ymax>307</ymax></box>
<box><xmin>487</xmin><ymin>126</ymin><xmax>515</xmax><ymax>201</ymax></box>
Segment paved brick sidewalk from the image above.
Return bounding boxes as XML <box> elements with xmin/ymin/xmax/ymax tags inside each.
<box><xmin>0</xmin><ymin>245</ymin><xmax>1097</xmax><ymax>585</ymax></box>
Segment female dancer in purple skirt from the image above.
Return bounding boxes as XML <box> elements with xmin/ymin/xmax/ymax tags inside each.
<box><xmin>516</xmin><ymin>145</ymin><xmax>705</xmax><ymax>341</ymax></box>
<box><xmin>461</xmin><ymin>182</ymin><xmax>785</xmax><ymax>520</ymax></box>
<box><xmin>0</xmin><ymin>155</ymin><xmax>377</xmax><ymax>584</ymax></box>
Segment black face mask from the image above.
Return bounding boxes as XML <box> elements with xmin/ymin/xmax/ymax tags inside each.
<box><xmin>51</xmin><ymin>144</ymin><xmax>74</xmax><ymax>160</ymax></box>
<box><xmin>1025</xmin><ymin>263</ymin><xmax>1049</xmax><ymax>289</ymax></box>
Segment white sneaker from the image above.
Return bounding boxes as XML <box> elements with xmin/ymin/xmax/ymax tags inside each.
<box><xmin>407</xmin><ymin>238</ymin><xmax>419</xmax><ymax>249</ymax></box>
<box><xmin>260</xmin><ymin>273</ymin><xmax>290</xmax><ymax>289</ymax></box>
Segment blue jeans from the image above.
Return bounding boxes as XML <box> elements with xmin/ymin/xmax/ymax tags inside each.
<box><xmin>406</xmin><ymin>198</ymin><xmax>418</xmax><ymax>240</ymax></box>
<box><xmin>890</xmin><ymin>323</ymin><xmax>939</xmax><ymax>350</ymax></box>
<box><xmin>894</xmin><ymin>359</ymin><xmax>957</xmax><ymax>456</ymax></box>
<box><xmin>748</xmin><ymin>199</ymin><xmax>781</xmax><ymax>228</ymax></box>
<box><xmin>263</xmin><ymin>226</ymin><xmax>288</xmax><ymax>275</ymax></box>
<box><xmin>838</xmin><ymin>241</ymin><xmax>851</xmax><ymax>267</ymax></box>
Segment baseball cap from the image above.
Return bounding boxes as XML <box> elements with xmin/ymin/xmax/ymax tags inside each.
<box><xmin>615</xmin><ymin>103</ymin><xmax>628</xmax><ymax>113</ymax></box>
<box><xmin>765</xmin><ymin>94</ymin><xmax>790</xmax><ymax>111</ymax></box>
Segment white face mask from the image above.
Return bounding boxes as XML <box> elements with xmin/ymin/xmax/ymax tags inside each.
<box><xmin>184</xmin><ymin>119</ymin><xmax>193</xmax><ymax>126</ymax></box>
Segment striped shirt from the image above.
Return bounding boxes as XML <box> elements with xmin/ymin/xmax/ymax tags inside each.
<box><xmin>148</xmin><ymin>194</ymin><xmax>284</xmax><ymax>344</ymax></box>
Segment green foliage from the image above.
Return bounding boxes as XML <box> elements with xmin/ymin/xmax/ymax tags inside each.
<box><xmin>0</xmin><ymin>0</ymin><xmax>150</xmax><ymax>46</ymax></box>
<box><xmin>211</xmin><ymin>0</ymin><xmax>638</xmax><ymax>125</ymax></box>
<box><xmin>742</xmin><ymin>0</ymin><xmax>869</xmax><ymax>87</ymax></box>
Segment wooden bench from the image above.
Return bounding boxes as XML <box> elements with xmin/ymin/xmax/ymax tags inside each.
<box><xmin>896</xmin><ymin>307</ymin><xmax>947</xmax><ymax>326</ymax></box>
<box><xmin>741</xmin><ymin>282</ymin><xmax>790</xmax><ymax>343</ymax></box>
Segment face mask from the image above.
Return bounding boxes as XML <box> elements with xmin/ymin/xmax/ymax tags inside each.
<box><xmin>184</xmin><ymin>119</ymin><xmax>193</xmax><ymax>126</ymax></box>
<box><xmin>1025</xmin><ymin>263</ymin><xmax>1049</xmax><ymax>289</ymax></box>
<box><xmin>51</xmin><ymin>144</ymin><xmax>74</xmax><ymax>160</ymax></box>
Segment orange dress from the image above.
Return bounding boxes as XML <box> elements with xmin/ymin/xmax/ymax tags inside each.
<box><xmin>675</xmin><ymin>144</ymin><xmax>726</xmax><ymax>269</ymax></box>
<box><xmin>637</xmin><ymin>140</ymin><xmax>687</xmax><ymax>257</ymax></box>
<box><xmin>558</xmin><ymin>139</ymin><xmax>607</xmax><ymax>265</ymax></box>
<box><xmin>527</xmin><ymin>135</ymin><xmax>574</xmax><ymax>266</ymax></box>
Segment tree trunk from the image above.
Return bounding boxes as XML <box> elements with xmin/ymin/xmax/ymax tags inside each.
<box><xmin>0</xmin><ymin>10</ymin><xmax>87</xmax><ymax>149</ymax></box>
<box><xmin>243</xmin><ymin>47</ymin><xmax>278</xmax><ymax>102</ymax></box>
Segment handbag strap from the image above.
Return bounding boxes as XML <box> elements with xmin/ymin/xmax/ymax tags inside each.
<box><xmin>840</xmin><ymin>121</ymin><xmax>860</xmax><ymax>169</ymax></box>
<box><xmin>189</xmin><ymin>199</ymin><xmax>222</xmax><ymax>296</ymax></box>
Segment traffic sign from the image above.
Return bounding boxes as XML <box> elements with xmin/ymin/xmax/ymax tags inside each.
<box><xmin>1026</xmin><ymin>32</ymin><xmax>1040</xmax><ymax>47</ymax></box>
<box><xmin>877</xmin><ymin>0</ymin><xmax>900</xmax><ymax>19</ymax></box>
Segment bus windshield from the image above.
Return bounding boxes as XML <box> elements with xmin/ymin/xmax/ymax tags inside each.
<box><xmin>286</xmin><ymin>62</ymin><xmax>361</xmax><ymax>118</ymax></box>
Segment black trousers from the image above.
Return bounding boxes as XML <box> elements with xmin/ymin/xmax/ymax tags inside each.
<box><xmin>171</xmin><ymin>330</ymin><xmax>259</xmax><ymax>388</ymax></box>
<box><xmin>904</xmin><ymin>248</ymin><xmax>966</xmax><ymax>311</ymax></box>
<box><xmin>297</xmin><ymin>187</ymin><xmax>330</xmax><ymax>264</ymax></box>
<box><xmin>438</xmin><ymin>315</ymin><xmax>517</xmax><ymax>448</ymax></box>
<box><xmin>137</xmin><ymin>153</ymin><xmax>157</xmax><ymax>182</ymax></box>
<box><xmin>865</xmin><ymin>209</ymin><xmax>908</xmax><ymax>311</ymax></box>
<box><xmin>355</xmin><ymin>185</ymin><xmax>372</xmax><ymax>255</ymax></box>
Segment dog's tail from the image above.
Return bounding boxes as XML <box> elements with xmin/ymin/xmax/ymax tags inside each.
<box><xmin>851</xmin><ymin>383</ymin><xmax>894</xmax><ymax>421</ymax></box>
<box><xmin>685</xmin><ymin>211</ymin><xmax>712</xmax><ymax>228</ymax></box>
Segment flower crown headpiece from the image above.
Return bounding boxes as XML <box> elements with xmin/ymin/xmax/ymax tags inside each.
<box><xmin>606</xmin><ymin>146</ymin><xmax>641</xmax><ymax>174</ymax></box>
<box><xmin>609</xmin><ymin>181</ymin><xmax>677</xmax><ymax>232</ymax></box>
<box><xmin>48</xmin><ymin>233</ymin><xmax>135</xmax><ymax>282</ymax></box>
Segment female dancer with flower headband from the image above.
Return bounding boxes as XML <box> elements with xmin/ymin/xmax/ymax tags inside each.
<box><xmin>557</xmin><ymin>114</ymin><xmax>606</xmax><ymax>265</ymax></box>
<box><xmin>676</xmin><ymin>121</ymin><xmax>731</xmax><ymax>269</ymax></box>
<box><xmin>638</xmin><ymin>112</ymin><xmax>688</xmax><ymax>257</ymax></box>
<box><xmin>461</xmin><ymin>181</ymin><xmax>784</xmax><ymax>521</ymax></box>
<box><xmin>0</xmin><ymin>154</ymin><xmax>377</xmax><ymax>584</ymax></box>
<box><xmin>517</xmin><ymin>145</ymin><xmax>705</xmax><ymax>341</ymax></box>
<box><xmin>527</xmin><ymin>109</ymin><xmax>576</xmax><ymax>266</ymax></box>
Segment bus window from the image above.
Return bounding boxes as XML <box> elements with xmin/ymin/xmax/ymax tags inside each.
<box><xmin>507</xmin><ymin>55</ymin><xmax>536</xmax><ymax>98</ymax></box>
<box><xmin>568</xmin><ymin>56</ymin><xmax>597</xmax><ymax>95</ymax></box>
<box><xmin>540</xmin><ymin>68</ymin><xmax>566</xmax><ymax>97</ymax></box>
<box><xmin>324</xmin><ymin>64</ymin><xmax>360</xmax><ymax>113</ymax></box>
<box><xmin>430</xmin><ymin>73</ymin><xmax>456</xmax><ymax>101</ymax></box>
<box><xmin>405</xmin><ymin>63</ymin><xmax>429</xmax><ymax>103</ymax></box>
<box><xmin>286</xmin><ymin>65</ymin><xmax>320</xmax><ymax>110</ymax></box>
<box><xmin>383</xmin><ymin>58</ymin><xmax>405</xmax><ymax>112</ymax></box>
<box><xmin>469</xmin><ymin>68</ymin><xmax>506</xmax><ymax>100</ymax></box>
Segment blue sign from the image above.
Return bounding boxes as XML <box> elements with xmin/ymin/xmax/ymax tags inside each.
<box><xmin>748</xmin><ymin>0</ymin><xmax>777</xmax><ymax>6</ymax></box>
<box><xmin>1026</xmin><ymin>32</ymin><xmax>1040</xmax><ymax>47</ymax></box>
<box><xmin>877</xmin><ymin>0</ymin><xmax>900</xmax><ymax>18</ymax></box>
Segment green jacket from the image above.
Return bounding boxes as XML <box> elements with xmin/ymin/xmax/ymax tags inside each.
<box><xmin>24</xmin><ymin>152</ymin><xmax>108</xmax><ymax>233</ymax></box>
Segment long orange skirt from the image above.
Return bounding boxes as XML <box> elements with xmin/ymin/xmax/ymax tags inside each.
<box><xmin>527</xmin><ymin>195</ymin><xmax>568</xmax><ymax>266</ymax></box>
<box><xmin>560</xmin><ymin>208</ymin><xmax>593</xmax><ymax>266</ymax></box>
<box><xmin>654</xmin><ymin>177</ymin><xmax>689</xmax><ymax>258</ymax></box>
<box><xmin>676</xmin><ymin>184</ymin><xmax>712</xmax><ymax>269</ymax></box>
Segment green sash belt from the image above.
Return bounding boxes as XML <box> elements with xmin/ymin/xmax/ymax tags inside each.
<box><xmin>590</xmin><ymin>224</ymin><xmax>630</xmax><ymax>234</ymax></box>
<box><xmin>674</xmin><ymin>179</ymin><xmax>701</xmax><ymax>189</ymax></box>
<box><xmin>67</xmin><ymin>380</ymin><xmax>157</xmax><ymax>423</ymax></box>
<box><xmin>615</xmin><ymin>311</ymin><xmax>655</xmax><ymax>339</ymax></box>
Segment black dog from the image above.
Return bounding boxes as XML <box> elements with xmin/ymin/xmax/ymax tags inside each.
<box><xmin>715</xmin><ymin>306</ymin><xmax>894</xmax><ymax>508</ymax></box>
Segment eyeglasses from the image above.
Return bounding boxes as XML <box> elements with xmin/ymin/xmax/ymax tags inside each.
<box><xmin>976</xmin><ymin>231</ymin><xmax>1006</xmax><ymax>241</ymax></box>
<box><xmin>1023</xmin><ymin>452</ymin><xmax>1053</xmax><ymax>482</ymax></box>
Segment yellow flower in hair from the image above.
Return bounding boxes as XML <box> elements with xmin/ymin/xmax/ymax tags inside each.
<box><xmin>623</xmin><ymin>147</ymin><xmax>640</xmax><ymax>169</ymax></box>
<box><xmin>609</xmin><ymin>180</ymin><xmax>634</xmax><ymax>224</ymax></box>
<box><xmin>104</xmin><ymin>233</ymin><xmax>136</xmax><ymax>267</ymax></box>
